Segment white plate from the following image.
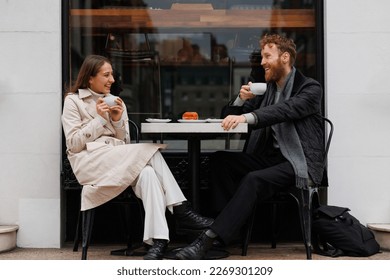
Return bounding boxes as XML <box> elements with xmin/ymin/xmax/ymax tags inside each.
<box><xmin>206</xmin><ymin>118</ymin><xmax>224</xmax><ymax>123</ymax></box>
<box><xmin>177</xmin><ymin>119</ymin><xmax>207</xmax><ymax>123</ymax></box>
<box><xmin>145</xmin><ymin>118</ymin><xmax>172</xmax><ymax>123</ymax></box>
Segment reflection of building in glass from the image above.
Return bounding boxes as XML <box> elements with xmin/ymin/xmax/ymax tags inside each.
<box><xmin>170</xmin><ymin>67</ymin><xmax>230</xmax><ymax>119</ymax></box>
<box><xmin>152</xmin><ymin>34</ymin><xmax>212</xmax><ymax>63</ymax></box>
<box><xmin>69</xmin><ymin>0</ymin><xmax>319</xmax><ymax>134</ymax></box>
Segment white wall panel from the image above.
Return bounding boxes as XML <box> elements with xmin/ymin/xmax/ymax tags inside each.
<box><xmin>0</xmin><ymin>0</ymin><xmax>62</xmax><ymax>248</ymax></box>
<box><xmin>0</xmin><ymin>0</ymin><xmax>60</xmax><ymax>32</ymax></box>
<box><xmin>326</xmin><ymin>0</ymin><xmax>390</xmax><ymax>225</ymax></box>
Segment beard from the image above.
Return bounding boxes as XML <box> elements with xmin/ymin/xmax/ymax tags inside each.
<box><xmin>264</xmin><ymin>58</ymin><xmax>285</xmax><ymax>83</ymax></box>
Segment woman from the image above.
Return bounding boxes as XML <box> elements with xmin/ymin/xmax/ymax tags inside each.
<box><xmin>62</xmin><ymin>55</ymin><xmax>213</xmax><ymax>260</ymax></box>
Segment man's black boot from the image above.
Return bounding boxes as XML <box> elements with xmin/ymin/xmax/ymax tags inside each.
<box><xmin>144</xmin><ymin>239</ymin><xmax>168</xmax><ymax>260</ymax></box>
<box><xmin>176</xmin><ymin>231</ymin><xmax>214</xmax><ymax>260</ymax></box>
<box><xmin>173</xmin><ymin>202</ymin><xmax>214</xmax><ymax>231</ymax></box>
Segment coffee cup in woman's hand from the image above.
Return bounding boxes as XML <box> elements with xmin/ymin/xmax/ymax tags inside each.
<box><xmin>103</xmin><ymin>95</ymin><xmax>118</xmax><ymax>107</ymax></box>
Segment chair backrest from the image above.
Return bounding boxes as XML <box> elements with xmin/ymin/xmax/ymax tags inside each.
<box><xmin>128</xmin><ymin>119</ymin><xmax>140</xmax><ymax>143</ymax></box>
<box><xmin>321</xmin><ymin>116</ymin><xmax>334</xmax><ymax>166</ymax></box>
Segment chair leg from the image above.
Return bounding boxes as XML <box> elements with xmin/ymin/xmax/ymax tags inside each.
<box><xmin>110</xmin><ymin>195</ymin><xmax>146</xmax><ymax>257</ymax></box>
<box><xmin>123</xmin><ymin>202</ymin><xmax>133</xmax><ymax>250</ymax></box>
<box><xmin>306</xmin><ymin>189</ymin><xmax>319</xmax><ymax>259</ymax></box>
<box><xmin>111</xmin><ymin>201</ymin><xmax>139</xmax><ymax>256</ymax></box>
<box><xmin>302</xmin><ymin>202</ymin><xmax>312</xmax><ymax>260</ymax></box>
<box><xmin>295</xmin><ymin>189</ymin><xmax>315</xmax><ymax>260</ymax></box>
<box><xmin>73</xmin><ymin>210</ymin><xmax>81</xmax><ymax>252</ymax></box>
<box><xmin>81</xmin><ymin>209</ymin><xmax>95</xmax><ymax>260</ymax></box>
<box><xmin>242</xmin><ymin>205</ymin><xmax>257</xmax><ymax>256</ymax></box>
<box><xmin>271</xmin><ymin>202</ymin><xmax>278</xmax><ymax>249</ymax></box>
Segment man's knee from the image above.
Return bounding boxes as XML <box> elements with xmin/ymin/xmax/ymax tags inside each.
<box><xmin>240</xmin><ymin>172</ymin><xmax>279</xmax><ymax>200</ymax></box>
<box><xmin>239</xmin><ymin>173</ymin><xmax>259</xmax><ymax>192</ymax></box>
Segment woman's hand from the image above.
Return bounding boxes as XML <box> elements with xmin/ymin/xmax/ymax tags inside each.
<box><xmin>221</xmin><ymin>115</ymin><xmax>246</xmax><ymax>131</ymax></box>
<box><xmin>108</xmin><ymin>97</ymin><xmax>124</xmax><ymax>122</ymax></box>
<box><xmin>239</xmin><ymin>82</ymin><xmax>256</xmax><ymax>101</ymax></box>
<box><xmin>96</xmin><ymin>97</ymin><xmax>110</xmax><ymax>120</ymax></box>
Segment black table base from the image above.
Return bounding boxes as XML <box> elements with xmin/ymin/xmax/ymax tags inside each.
<box><xmin>164</xmin><ymin>246</ymin><xmax>230</xmax><ymax>260</ymax></box>
<box><xmin>110</xmin><ymin>245</ymin><xmax>229</xmax><ymax>259</ymax></box>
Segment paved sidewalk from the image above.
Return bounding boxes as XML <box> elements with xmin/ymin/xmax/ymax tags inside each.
<box><xmin>1</xmin><ymin>242</ymin><xmax>389</xmax><ymax>260</ymax></box>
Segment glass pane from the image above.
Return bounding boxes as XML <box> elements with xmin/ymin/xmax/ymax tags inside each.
<box><xmin>68</xmin><ymin>0</ymin><xmax>319</xmax><ymax>151</ymax></box>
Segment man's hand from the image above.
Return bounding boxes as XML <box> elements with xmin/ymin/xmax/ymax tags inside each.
<box><xmin>221</xmin><ymin>115</ymin><xmax>246</xmax><ymax>131</ymax></box>
<box><xmin>239</xmin><ymin>81</ymin><xmax>256</xmax><ymax>100</ymax></box>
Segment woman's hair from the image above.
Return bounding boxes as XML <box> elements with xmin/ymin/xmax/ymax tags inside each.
<box><xmin>65</xmin><ymin>55</ymin><xmax>112</xmax><ymax>95</ymax></box>
<box><xmin>260</xmin><ymin>34</ymin><xmax>297</xmax><ymax>66</ymax></box>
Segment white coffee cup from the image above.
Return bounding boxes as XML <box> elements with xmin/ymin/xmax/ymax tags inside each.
<box><xmin>103</xmin><ymin>95</ymin><xmax>118</xmax><ymax>107</ymax></box>
<box><xmin>250</xmin><ymin>82</ymin><xmax>267</xmax><ymax>95</ymax></box>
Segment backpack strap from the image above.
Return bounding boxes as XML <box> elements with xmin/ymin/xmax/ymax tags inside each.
<box><xmin>312</xmin><ymin>234</ymin><xmax>345</xmax><ymax>257</ymax></box>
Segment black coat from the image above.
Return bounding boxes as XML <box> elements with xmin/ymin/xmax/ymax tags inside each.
<box><xmin>221</xmin><ymin>69</ymin><xmax>327</xmax><ymax>186</ymax></box>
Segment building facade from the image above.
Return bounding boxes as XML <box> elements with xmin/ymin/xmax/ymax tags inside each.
<box><xmin>0</xmin><ymin>0</ymin><xmax>389</xmax><ymax>248</ymax></box>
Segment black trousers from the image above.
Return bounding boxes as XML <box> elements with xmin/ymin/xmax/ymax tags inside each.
<box><xmin>209</xmin><ymin>149</ymin><xmax>295</xmax><ymax>244</ymax></box>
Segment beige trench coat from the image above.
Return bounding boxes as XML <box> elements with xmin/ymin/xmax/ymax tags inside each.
<box><xmin>62</xmin><ymin>89</ymin><xmax>165</xmax><ymax>210</ymax></box>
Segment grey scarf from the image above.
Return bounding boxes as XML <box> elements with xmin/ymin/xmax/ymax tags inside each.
<box><xmin>272</xmin><ymin>67</ymin><xmax>308</xmax><ymax>189</ymax></box>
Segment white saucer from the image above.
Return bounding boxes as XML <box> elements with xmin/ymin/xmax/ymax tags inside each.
<box><xmin>145</xmin><ymin>118</ymin><xmax>172</xmax><ymax>123</ymax></box>
<box><xmin>206</xmin><ymin>118</ymin><xmax>224</xmax><ymax>123</ymax></box>
<box><xmin>177</xmin><ymin>119</ymin><xmax>207</xmax><ymax>123</ymax></box>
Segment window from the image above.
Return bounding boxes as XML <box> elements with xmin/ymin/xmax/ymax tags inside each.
<box><xmin>64</xmin><ymin>0</ymin><xmax>323</xmax><ymax>151</ymax></box>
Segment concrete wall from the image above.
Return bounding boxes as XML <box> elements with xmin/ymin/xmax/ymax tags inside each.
<box><xmin>0</xmin><ymin>0</ymin><xmax>389</xmax><ymax>248</ymax></box>
<box><xmin>325</xmin><ymin>0</ymin><xmax>390</xmax><ymax>224</ymax></box>
<box><xmin>0</xmin><ymin>0</ymin><xmax>62</xmax><ymax>247</ymax></box>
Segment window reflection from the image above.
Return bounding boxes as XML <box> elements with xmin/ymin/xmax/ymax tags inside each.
<box><xmin>68</xmin><ymin>0</ymin><xmax>319</xmax><ymax>151</ymax></box>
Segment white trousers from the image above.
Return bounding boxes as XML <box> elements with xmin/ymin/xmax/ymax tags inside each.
<box><xmin>132</xmin><ymin>151</ymin><xmax>186</xmax><ymax>245</ymax></box>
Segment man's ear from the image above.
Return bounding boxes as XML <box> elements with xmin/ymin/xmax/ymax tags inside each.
<box><xmin>282</xmin><ymin>52</ymin><xmax>289</xmax><ymax>64</ymax></box>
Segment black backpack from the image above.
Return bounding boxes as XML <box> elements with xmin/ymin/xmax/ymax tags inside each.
<box><xmin>312</xmin><ymin>205</ymin><xmax>380</xmax><ymax>257</ymax></box>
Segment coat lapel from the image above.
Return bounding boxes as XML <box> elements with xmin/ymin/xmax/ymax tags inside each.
<box><xmin>78</xmin><ymin>89</ymin><xmax>117</xmax><ymax>135</ymax></box>
<box><xmin>79</xmin><ymin>89</ymin><xmax>97</xmax><ymax>119</ymax></box>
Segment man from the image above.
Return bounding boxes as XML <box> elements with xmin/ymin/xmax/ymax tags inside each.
<box><xmin>176</xmin><ymin>33</ymin><xmax>326</xmax><ymax>259</ymax></box>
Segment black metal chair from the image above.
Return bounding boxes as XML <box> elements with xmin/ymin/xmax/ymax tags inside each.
<box><xmin>70</xmin><ymin>120</ymin><xmax>145</xmax><ymax>260</ymax></box>
<box><xmin>241</xmin><ymin>116</ymin><xmax>334</xmax><ymax>259</ymax></box>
